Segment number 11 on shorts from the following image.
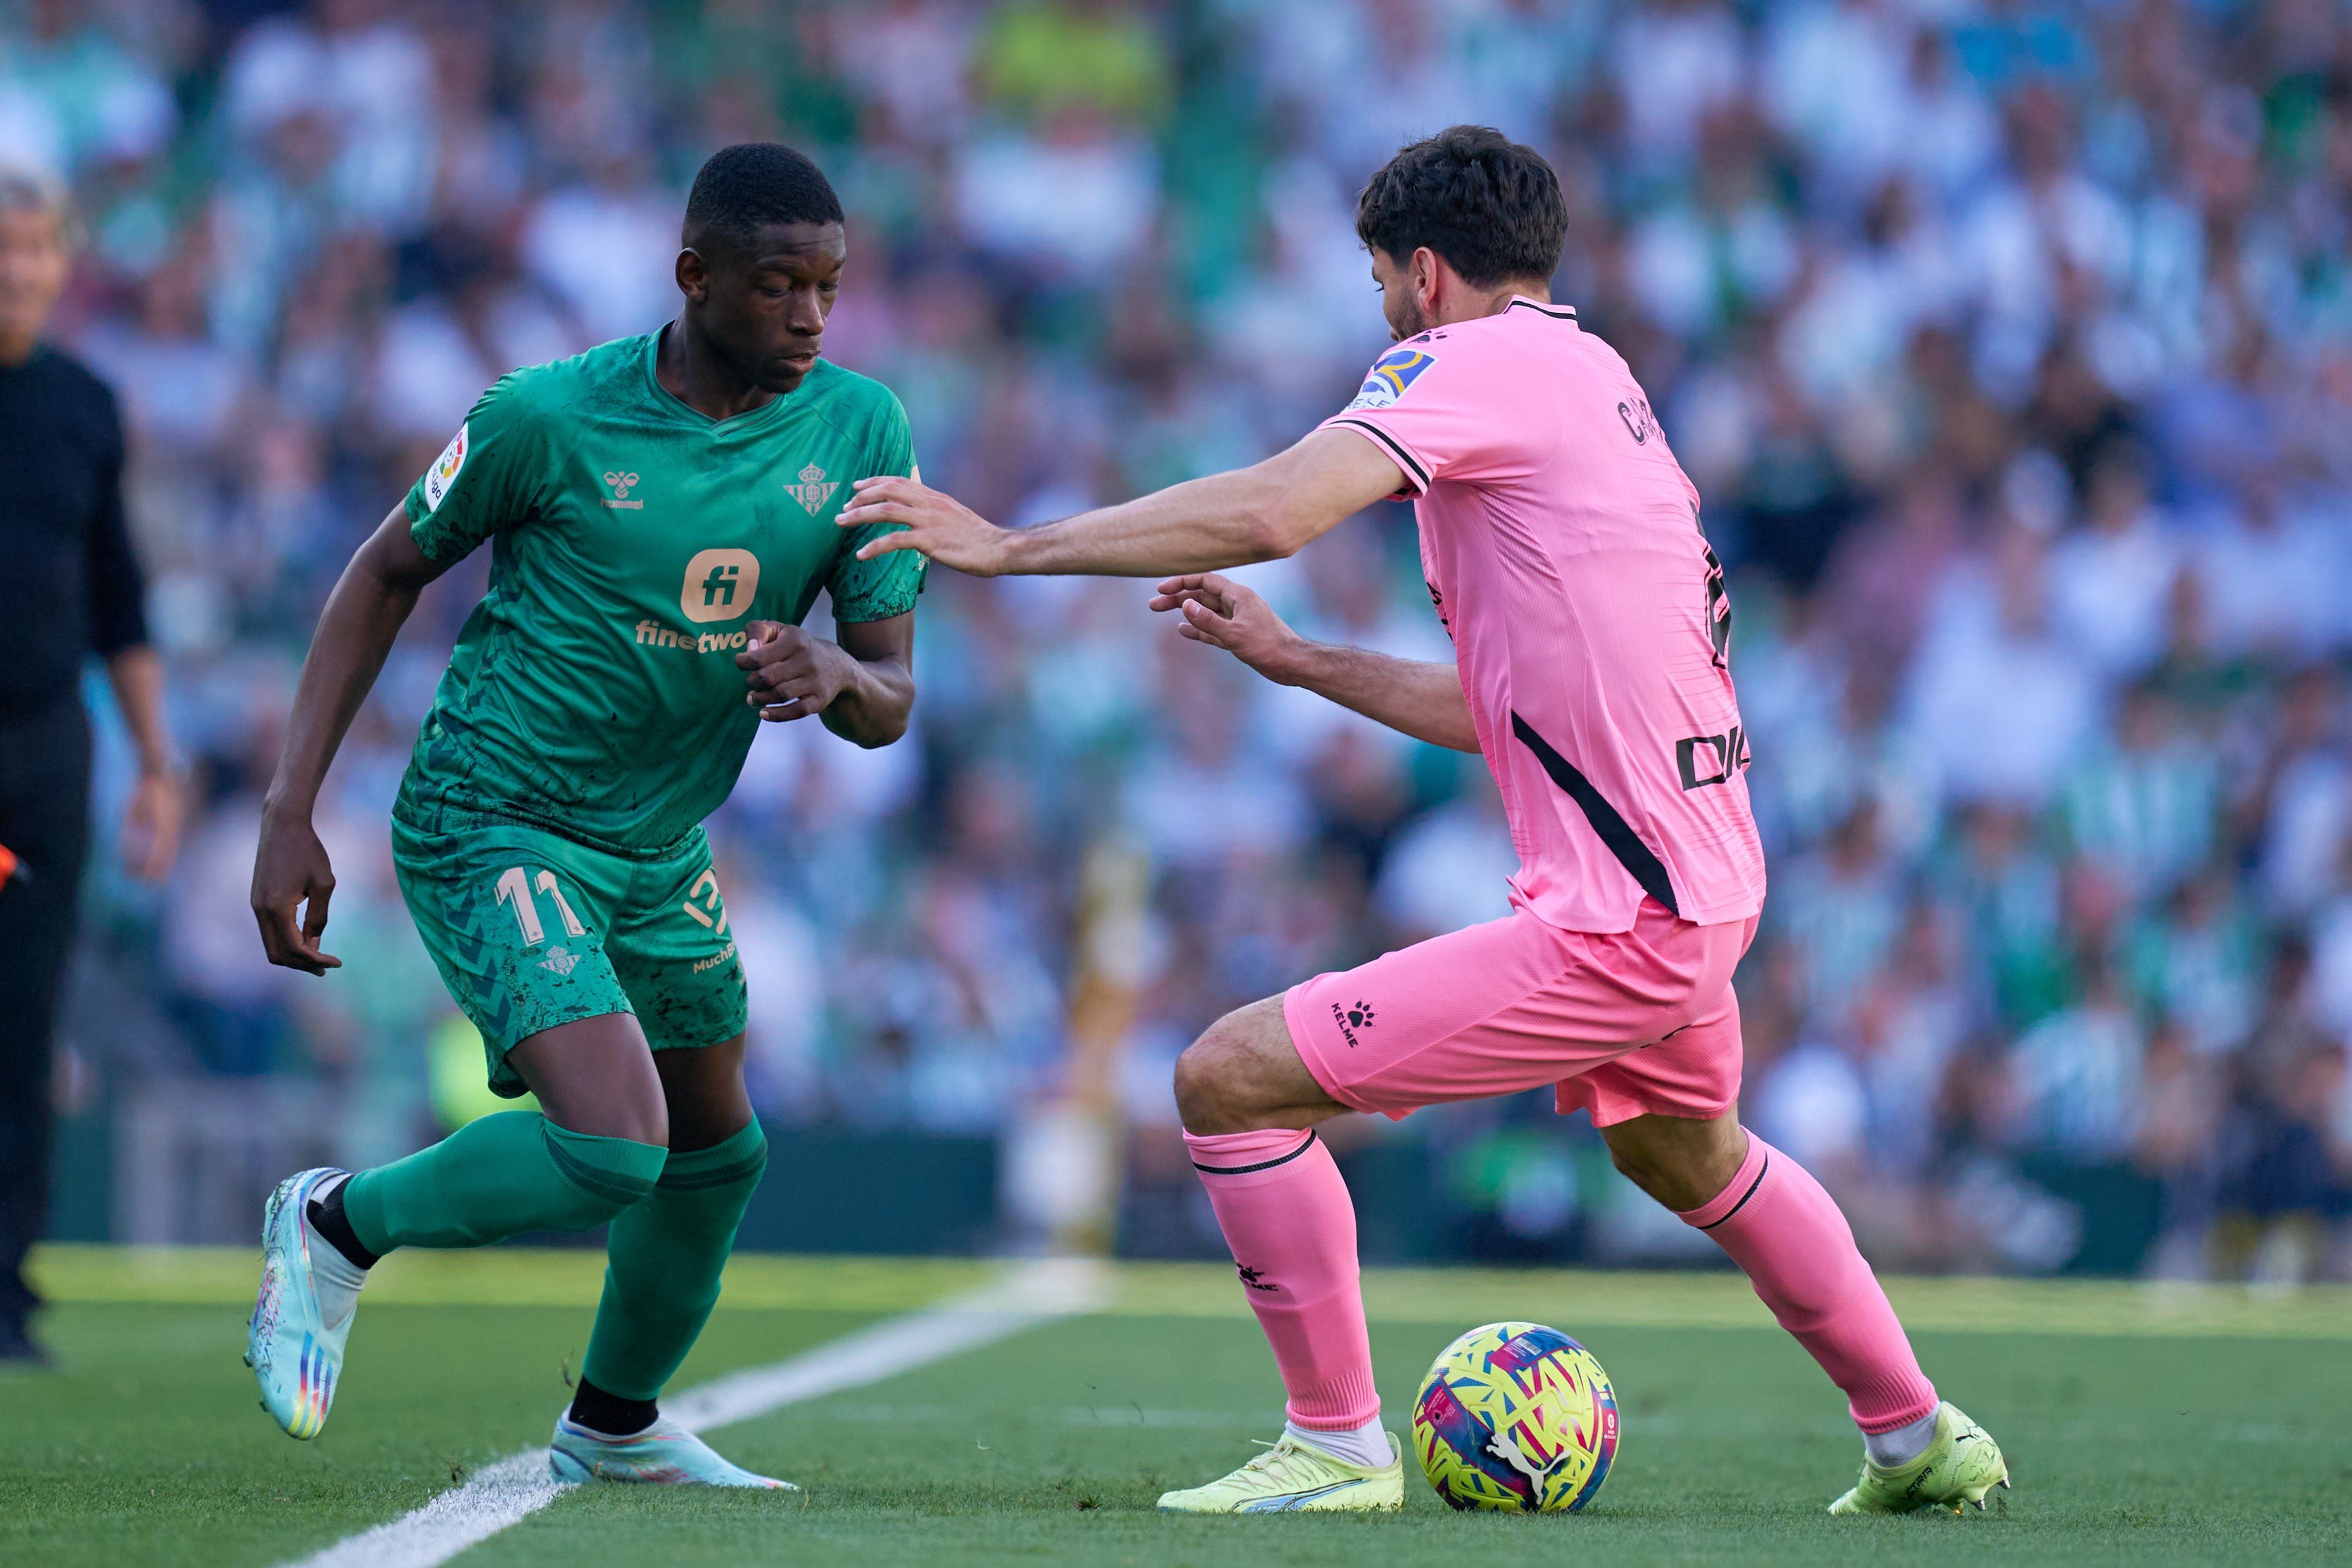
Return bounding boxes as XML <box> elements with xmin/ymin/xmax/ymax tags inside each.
<box><xmin>494</xmin><ymin>865</ymin><xmax>587</xmax><ymax>947</ymax></box>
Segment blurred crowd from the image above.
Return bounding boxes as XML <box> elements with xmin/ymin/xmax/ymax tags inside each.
<box><xmin>13</xmin><ymin>0</ymin><xmax>2352</xmax><ymax>1276</ymax></box>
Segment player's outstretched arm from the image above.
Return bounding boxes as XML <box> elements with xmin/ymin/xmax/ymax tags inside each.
<box><xmin>1151</xmin><ymin>572</ymin><xmax>1479</xmax><ymax>754</ymax></box>
<box><xmin>735</xmin><ymin>610</ymin><xmax>914</xmax><ymax>748</ymax></box>
<box><xmin>836</xmin><ymin>427</ymin><xmax>1407</xmax><ymax>579</ymax></box>
<box><xmin>252</xmin><ymin>506</ymin><xmax>453</xmax><ymax>974</ymax></box>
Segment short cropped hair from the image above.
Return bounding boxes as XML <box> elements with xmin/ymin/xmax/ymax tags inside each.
<box><xmin>1355</xmin><ymin>126</ymin><xmax>1566</xmax><ymax>288</ymax></box>
<box><xmin>683</xmin><ymin>143</ymin><xmax>843</xmax><ymax>255</ymax></box>
<box><xmin>0</xmin><ymin>164</ymin><xmax>77</xmax><ymax>247</ymax></box>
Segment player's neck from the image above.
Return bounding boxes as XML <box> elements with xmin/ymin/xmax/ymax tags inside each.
<box><xmin>1427</xmin><ymin>277</ymin><xmax>1550</xmax><ymax>330</ymax></box>
<box><xmin>656</xmin><ymin>317</ymin><xmax>776</xmax><ymax>422</ymax></box>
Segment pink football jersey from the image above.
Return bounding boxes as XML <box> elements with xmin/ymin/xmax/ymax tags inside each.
<box><xmin>1321</xmin><ymin>297</ymin><xmax>1765</xmax><ymax>932</ymax></box>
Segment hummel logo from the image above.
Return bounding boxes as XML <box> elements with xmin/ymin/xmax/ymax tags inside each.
<box><xmin>1236</xmin><ymin>1264</ymin><xmax>1279</xmax><ymax>1293</ymax></box>
<box><xmin>601</xmin><ymin>471</ymin><xmax>643</xmax><ymax>509</ymax></box>
<box><xmin>539</xmin><ymin>944</ymin><xmax>581</xmax><ymax>976</ymax></box>
<box><xmin>784</xmin><ymin>462</ymin><xmax>838</xmax><ymax>514</ymax></box>
<box><xmin>1331</xmin><ymin>999</ymin><xmax>1375</xmax><ymax>1049</ymax></box>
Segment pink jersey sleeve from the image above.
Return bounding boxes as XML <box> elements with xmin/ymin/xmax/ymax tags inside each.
<box><xmin>1318</xmin><ymin>330</ymin><xmax>1551</xmax><ymax>494</ymax></box>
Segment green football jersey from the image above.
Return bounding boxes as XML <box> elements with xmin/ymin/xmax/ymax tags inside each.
<box><xmin>395</xmin><ymin>332</ymin><xmax>923</xmax><ymax>852</ymax></box>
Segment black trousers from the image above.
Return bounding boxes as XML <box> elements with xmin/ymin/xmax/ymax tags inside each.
<box><xmin>0</xmin><ymin>697</ymin><xmax>91</xmax><ymax>1332</ymax></box>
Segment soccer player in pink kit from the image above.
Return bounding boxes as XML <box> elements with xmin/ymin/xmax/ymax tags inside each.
<box><xmin>842</xmin><ymin>126</ymin><xmax>2009</xmax><ymax>1517</ymax></box>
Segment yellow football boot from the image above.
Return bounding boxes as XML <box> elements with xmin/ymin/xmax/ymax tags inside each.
<box><xmin>1158</xmin><ymin>1432</ymin><xmax>1405</xmax><ymax>1514</ymax></box>
<box><xmin>1830</xmin><ymin>1402</ymin><xmax>2011</xmax><ymax>1515</ymax></box>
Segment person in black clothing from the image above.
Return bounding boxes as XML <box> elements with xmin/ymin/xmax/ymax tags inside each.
<box><xmin>0</xmin><ymin>167</ymin><xmax>182</xmax><ymax>1367</ymax></box>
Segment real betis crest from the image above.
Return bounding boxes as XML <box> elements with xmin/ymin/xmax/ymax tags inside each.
<box><xmin>785</xmin><ymin>462</ymin><xmax>838</xmax><ymax>514</ymax></box>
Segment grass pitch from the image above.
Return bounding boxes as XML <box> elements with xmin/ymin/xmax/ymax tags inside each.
<box><xmin>6</xmin><ymin>1248</ymin><xmax>2349</xmax><ymax>1567</ymax></box>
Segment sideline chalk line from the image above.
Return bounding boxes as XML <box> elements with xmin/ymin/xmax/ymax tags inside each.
<box><xmin>284</xmin><ymin>1256</ymin><xmax>1106</xmax><ymax>1568</ymax></box>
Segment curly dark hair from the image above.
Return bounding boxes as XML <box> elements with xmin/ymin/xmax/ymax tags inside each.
<box><xmin>1355</xmin><ymin>125</ymin><xmax>1567</xmax><ymax>288</ymax></box>
<box><xmin>683</xmin><ymin>142</ymin><xmax>843</xmax><ymax>254</ymax></box>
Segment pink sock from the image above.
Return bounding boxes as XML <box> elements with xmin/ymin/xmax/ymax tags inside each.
<box><xmin>1185</xmin><ymin>1127</ymin><xmax>1380</xmax><ymax>1431</ymax></box>
<box><xmin>1679</xmin><ymin>1132</ymin><xmax>1938</xmax><ymax>1433</ymax></box>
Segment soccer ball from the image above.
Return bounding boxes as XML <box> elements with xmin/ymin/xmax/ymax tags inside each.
<box><xmin>1410</xmin><ymin>1321</ymin><xmax>1619</xmax><ymax>1512</ymax></box>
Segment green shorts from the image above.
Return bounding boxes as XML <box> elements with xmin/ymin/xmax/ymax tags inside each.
<box><xmin>391</xmin><ymin>804</ymin><xmax>747</xmax><ymax>1097</ymax></box>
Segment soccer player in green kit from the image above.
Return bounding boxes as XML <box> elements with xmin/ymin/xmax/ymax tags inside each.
<box><xmin>243</xmin><ymin>144</ymin><xmax>923</xmax><ymax>1488</ymax></box>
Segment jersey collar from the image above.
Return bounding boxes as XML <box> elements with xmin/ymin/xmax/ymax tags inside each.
<box><xmin>638</xmin><ymin>326</ymin><xmax>807</xmax><ymax>434</ymax></box>
<box><xmin>1505</xmin><ymin>296</ymin><xmax>1579</xmax><ymax>324</ymax></box>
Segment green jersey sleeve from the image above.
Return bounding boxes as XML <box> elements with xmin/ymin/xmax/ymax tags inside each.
<box><xmin>404</xmin><ymin>372</ymin><xmax>549</xmax><ymax>563</ymax></box>
<box><xmin>826</xmin><ymin>391</ymin><xmax>926</xmax><ymax>623</ymax></box>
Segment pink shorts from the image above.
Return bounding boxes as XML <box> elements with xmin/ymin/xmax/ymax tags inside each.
<box><xmin>1284</xmin><ymin>899</ymin><xmax>1759</xmax><ymax>1127</ymax></box>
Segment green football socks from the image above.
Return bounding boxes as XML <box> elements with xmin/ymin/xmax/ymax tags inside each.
<box><xmin>341</xmin><ymin>1111</ymin><xmax>667</xmax><ymax>1255</ymax></box>
<box><xmin>580</xmin><ymin>1119</ymin><xmax>768</xmax><ymax>1401</ymax></box>
<box><xmin>334</xmin><ymin>1111</ymin><xmax>764</xmax><ymax>1410</ymax></box>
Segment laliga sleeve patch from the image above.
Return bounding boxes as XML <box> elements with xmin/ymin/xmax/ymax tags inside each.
<box><xmin>422</xmin><ymin>421</ymin><xmax>469</xmax><ymax>513</ymax></box>
<box><xmin>1345</xmin><ymin>346</ymin><xmax>1438</xmax><ymax>411</ymax></box>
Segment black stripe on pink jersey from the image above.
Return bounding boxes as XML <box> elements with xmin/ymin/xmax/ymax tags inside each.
<box><xmin>1509</xmin><ymin>711</ymin><xmax>1682</xmax><ymax>918</ymax></box>
<box><xmin>1328</xmin><ymin>416</ymin><xmax>1431</xmax><ymax>491</ymax></box>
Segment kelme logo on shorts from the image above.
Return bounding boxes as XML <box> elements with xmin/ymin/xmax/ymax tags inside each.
<box><xmin>681</xmin><ymin>548</ymin><xmax>760</xmax><ymax>623</ymax></box>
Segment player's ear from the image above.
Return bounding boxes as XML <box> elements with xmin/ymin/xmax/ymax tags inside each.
<box><xmin>1412</xmin><ymin>246</ymin><xmax>1441</xmax><ymax>312</ymax></box>
<box><xmin>675</xmin><ymin>246</ymin><xmax>709</xmax><ymax>305</ymax></box>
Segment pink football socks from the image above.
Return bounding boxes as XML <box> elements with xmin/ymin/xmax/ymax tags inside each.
<box><xmin>1189</xmin><ymin>1122</ymin><xmax>1937</xmax><ymax>1446</ymax></box>
<box><xmin>1678</xmin><ymin>1132</ymin><xmax>1938</xmax><ymax>1433</ymax></box>
<box><xmin>1184</xmin><ymin>1127</ymin><xmax>1381</xmax><ymax>1432</ymax></box>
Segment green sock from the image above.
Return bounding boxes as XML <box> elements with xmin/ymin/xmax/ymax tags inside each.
<box><xmin>580</xmin><ymin>1120</ymin><xmax>768</xmax><ymax>1401</ymax></box>
<box><xmin>341</xmin><ymin>1112</ymin><xmax>668</xmax><ymax>1255</ymax></box>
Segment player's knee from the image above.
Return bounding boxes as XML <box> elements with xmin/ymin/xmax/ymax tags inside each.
<box><xmin>543</xmin><ymin>1096</ymin><xmax>669</xmax><ymax>1150</ymax></box>
<box><xmin>1173</xmin><ymin>1024</ymin><xmax>1253</xmax><ymax>1135</ymax></box>
<box><xmin>538</xmin><ymin>1120</ymin><xmax>671</xmax><ymax>1230</ymax></box>
<box><xmin>1603</xmin><ymin>1115</ymin><xmax>1745</xmax><ymax>1212</ymax></box>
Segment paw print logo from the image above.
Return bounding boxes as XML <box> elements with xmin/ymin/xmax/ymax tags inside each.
<box><xmin>1345</xmin><ymin>1001</ymin><xmax>1375</xmax><ymax>1030</ymax></box>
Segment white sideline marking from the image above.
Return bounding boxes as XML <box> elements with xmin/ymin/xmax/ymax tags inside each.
<box><xmin>285</xmin><ymin>1258</ymin><xmax>1106</xmax><ymax>1568</ymax></box>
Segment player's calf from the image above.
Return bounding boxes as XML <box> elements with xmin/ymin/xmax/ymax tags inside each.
<box><xmin>1649</xmin><ymin>1125</ymin><xmax>1999</xmax><ymax>1511</ymax></box>
<box><xmin>1167</xmin><ymin>997</ymin><xmax>1399</xmax><ymax>1502</ymax></box>
<box><xmin>573</xmin><ymin>1116</ymin><xmax>768</xmax><ymax>1435</ymax></box>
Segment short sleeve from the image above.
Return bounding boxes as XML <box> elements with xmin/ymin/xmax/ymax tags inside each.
<box><xmin>1317</xmin><ymin>335</ymin><xmax>1534</xmax><ymax>495</ymax></box>
<box><xmin>405</xmin><ymin>373</ymin><xmax>546</xmax><ymax>562</ymax></box>
<box><xmin>826</xmin><ymin>392</ymin><xmax>927</xmax><ymax>623</ymax></box>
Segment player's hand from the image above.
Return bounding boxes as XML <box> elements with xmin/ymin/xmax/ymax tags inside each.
<box><xmin>738</xmin><ymin>621</ymin><xmax>854</xmax><ymax>722</ymax></box>
<box><xmin>837</xmin><ymin>476</ymin><xmax>1013</xmax><ymax>577</ymax></box>
<box><xmin>250</xmin><ymin>807</ymin><xmax>341</xmax><ymax>974</ymax></box>
<box><xmin>1148</xmin><ymin>573</ymin><xmax>1305</xmax><ymax>683</ymax></box>
<box><xmin>121</xmin><ymin>766</ymin><xmax>185</xmax><ymax>883</ymax></box>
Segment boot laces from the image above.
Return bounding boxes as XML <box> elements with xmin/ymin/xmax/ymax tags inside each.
<box><xmin>1236</xmin><ymin>1436</ymin><xmax>1327</xmax><ymax>1486</ymax></box>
